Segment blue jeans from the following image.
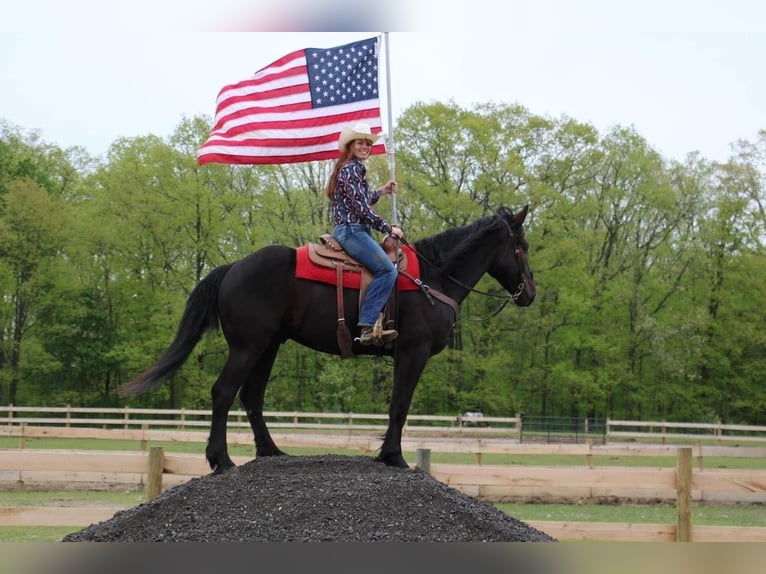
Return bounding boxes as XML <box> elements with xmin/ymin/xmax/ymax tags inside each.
<box><xmin>333</xmin><ymin>223</ymin><xmax>397</xmax><ymax>327</ymax></box>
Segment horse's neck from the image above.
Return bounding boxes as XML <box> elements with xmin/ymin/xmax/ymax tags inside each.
<box><xmin>416</xmin><ymin>220</ymin><xmax>502</xmax><ymax>302</ymax></box>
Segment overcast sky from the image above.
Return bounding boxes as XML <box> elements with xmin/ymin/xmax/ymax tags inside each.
<box><xmin>1</xmin><ymin>0</ymin><xmax>765</xmax><ymax>163</ymax></box>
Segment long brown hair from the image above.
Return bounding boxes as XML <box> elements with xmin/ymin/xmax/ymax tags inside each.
<box><xmin>324</xmin><ymin>145</ymin><xmax>355</xmax><ymax>199</ymax></box>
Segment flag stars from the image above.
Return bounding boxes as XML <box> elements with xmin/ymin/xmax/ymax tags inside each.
<box><xmin>307</xmin><ymin>38</ymin><xmax>379</xmax><ymax>109</ymax></box>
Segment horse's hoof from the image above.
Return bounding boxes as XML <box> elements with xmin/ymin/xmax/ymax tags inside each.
<box><xmin>211</xmin><ymin>463</ymin><xmax>238</xmax><ymax>475</ymax></box>
<box><xmin>376</xmin><ymin>454</ymin><xmax>409</xmax><ymax>469</ymax></box>
<box><xmin>256</xmin><ymin>448</ymin><xmax>289</xmax><ymax>458</ymax></box>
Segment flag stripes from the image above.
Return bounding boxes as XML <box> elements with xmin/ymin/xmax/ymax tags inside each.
<box><xmin>198</xmin><ymin>36</ymin><xmax>384</xmax><ymax>165</ymax></box>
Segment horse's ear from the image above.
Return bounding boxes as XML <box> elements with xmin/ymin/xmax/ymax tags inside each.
<box><xmin>496</xmin><ymin>205</ymin><xmax>512</xmax><ymax>218</ymax></box>
<box><xmin>509</xmin><ymin>205</ymin><xmax>529</xmax><ymax>226</ymax></box>
<box><xmin>498</xmin><ymin>204</ymin><xmax>529</xmax><ymax>226</ymax></box>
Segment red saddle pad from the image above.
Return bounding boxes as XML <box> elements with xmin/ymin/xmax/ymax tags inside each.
<box><xmin>295</xmin><ymin>243</ymin><xmax>421</xmax><ymax>291</ymax></box>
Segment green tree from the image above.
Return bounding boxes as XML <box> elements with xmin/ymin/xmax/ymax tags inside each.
<box><xmin>0</xmin><ymin>179</ymin><xmax>69</xmax><ymax>404</ymax></box>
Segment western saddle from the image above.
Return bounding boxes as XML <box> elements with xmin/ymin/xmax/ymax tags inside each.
<box><xmin>307</xmin><ymin>234</ymin><xmax>408</xmax><ymax>358</ymax></box>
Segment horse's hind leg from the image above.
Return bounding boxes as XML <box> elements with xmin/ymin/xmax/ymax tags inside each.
<box><xmin>206</xmin><ymin>348</ymin><xmax>252</xmax><ymax>473</ymax></box>
<box><xmin>238</xmin><ymin>340</ymin><xmax>287</xmax><ymax>458</ymax></box>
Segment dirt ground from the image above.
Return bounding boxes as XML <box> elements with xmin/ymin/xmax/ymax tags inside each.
<box><xmin>61</xmin><ymin>454</ymin><xmax>556</xmax><ymax>542</ymax></box>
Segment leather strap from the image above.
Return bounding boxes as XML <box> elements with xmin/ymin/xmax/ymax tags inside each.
<box><xmin>335</xmin><ymin>264</ymin><xmax>353</xmax><ymax>358</ymax></box>
<box><xmin>398</xmin><ymin>270</ymin><xmax>460</xmax><ymax>323</ymax></box>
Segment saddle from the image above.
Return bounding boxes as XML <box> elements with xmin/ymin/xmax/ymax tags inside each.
<box><xmin>307</xmin><ymin>234</ymin><xmax>408</xmax><ymax>359</ymax></box>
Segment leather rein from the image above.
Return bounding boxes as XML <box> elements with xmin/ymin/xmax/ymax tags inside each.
<box><xmin>398</xmin><ymin>217</ymin><xmax>529</xmax><ymax>322</ymax></box>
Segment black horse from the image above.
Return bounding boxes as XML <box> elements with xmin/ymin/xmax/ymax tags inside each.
<box><xmin>119</xmin><ymin>205</ymin><xmax>536</xmax><ymax>471</ymax></box>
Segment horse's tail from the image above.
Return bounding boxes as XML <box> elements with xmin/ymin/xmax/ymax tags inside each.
<box><xmin>118</xmin><ymin>264</ymin><xmax>233</xmax><ymax>397</ymax></box>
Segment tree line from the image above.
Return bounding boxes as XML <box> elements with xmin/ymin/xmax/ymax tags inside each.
<box><xmin>1</xmin><ymin>101</ymin><xmax>765</xmax><ymax>425</ymax></box>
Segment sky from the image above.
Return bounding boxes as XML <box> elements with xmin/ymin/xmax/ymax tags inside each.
<box><xmin>1</xmin><ymin>0</ymin><xmax>765</xmax><ymax>164</ymax></box>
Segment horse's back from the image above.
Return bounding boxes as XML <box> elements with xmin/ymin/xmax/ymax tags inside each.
<box><xmin>226</xmin><ymin>244</ymin><xmax>296</xmax><ymax>282</ymax></box>
<box><xmin>216</xmin><ymin>245</ymin><xmax>297</xmax><ymax>333</ymax></box>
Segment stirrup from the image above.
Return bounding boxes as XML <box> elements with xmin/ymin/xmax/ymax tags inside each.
<box><xmin>355</xmin><ymin>328</ymin><xmax>398</xmax><ymax>346</ymax></box>
<box><xmin>355</xmin><ymin>314</ymin><xmax>397</xmax><ymax>346</ymax></box>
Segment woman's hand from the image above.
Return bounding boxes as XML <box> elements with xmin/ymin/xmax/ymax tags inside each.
<box><xmin>378</xmin><ymin>180</ymin><xmax>397</xmax><ymax>196</ymax></box>
<box><xmin>389</xmin><ymin>225</ymin><xmax>404</xmax><ymax>239</ymax></box>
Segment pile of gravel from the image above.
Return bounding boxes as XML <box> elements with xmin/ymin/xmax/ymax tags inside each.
<box><xmin>62</xmin><ymin>455</ymin><xmax>555</xmax><ymax>542</ymax></box>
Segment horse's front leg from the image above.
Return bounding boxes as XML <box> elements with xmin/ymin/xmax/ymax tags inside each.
<box><xmin>239</xmin><ymin>340</ymin><xmax>287</xmax><ymax>458</ymax></box>
<box><xmin>377</xmin><ymin>346</ymin><xmax>430</xmax><ymax>469</ymax></box>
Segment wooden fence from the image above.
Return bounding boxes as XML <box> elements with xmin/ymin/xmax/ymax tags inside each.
<box><xmin>1</xmin><ymin>445</ymin><xmax>765</xmax><ymax>542</ymax></box>
<box><xmin>3</xmin><ymin>405</ymin><xmax>766</xmax><ymax>445</ymax></box>
<box><xmin>3</xmin><ymin>443</ymin><xmax>766</xmax><ymax>504</ymax></box>
<box><xmin>2</xmin><ymin>423</ymin><xmax>766</xmax><ymax>468</ymax></box>
<box><xmin>2</xmin><ymin>407</ymin><xmax>766</xmax><ymax>542</ymax></box>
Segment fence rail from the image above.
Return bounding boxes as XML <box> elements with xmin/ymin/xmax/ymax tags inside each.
<box><xmin>2</xmin><ymin>407</ymin><xmax>766</xmax><ymax>543</ymax></box>
<box><xmin>1</xmin><ymin>447</ymin><xmax>765</xmax><ymax>542</ymax></box>
<box><xmin>2</xmin><ymin>406</ymin><xmax>766</xmax><ymax>445</ymax></box>
<box><xmin>1</xmin><ymin>504</ymin><xmax>763</xmax><ymax>542</ymax></box>
<box><xmin>2</xmin><ymin>438</ymin><xmax>766</xmax><ymax>504</ymax></box>
<box><xmin>3</xmin><ymin>424</ymin><xmax>766</xmax><ymax>466</ymax></box>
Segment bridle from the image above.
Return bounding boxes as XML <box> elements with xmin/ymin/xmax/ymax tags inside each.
<box><xmin>498</xmin><ymin>216</ymin><xmax>531</xmax><ymax>302</ymax></box>
<box><xmin>398</xmin><ymin>215</ymin><xmax>530</xmax><ymax>321</ymax></box>
<box><xmin>441</xmin><ymin>216</ymin><xmax>528</xmax><ymax>319</ymax></box>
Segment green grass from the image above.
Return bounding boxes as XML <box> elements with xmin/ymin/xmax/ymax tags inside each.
<box><xmin>0</xmin><ymin>436</ymin><xmax>211</xmax><ymax>454</ymax></box>
<box><xmin>0</xmin><ymin>526</ymin><xmax>76</xmax><ymax>542</ymax></box>
<box><xmin>424</xmin><ymin>451</ymin><xmax>766</xmax><ymax>468</ymax></box>
<box><xmin>0</xmin><ymin>490</ymin><xmax>144</xmax><ymax>507</ymax></box>
<box><xmin>0</xmin><ymin>491</ymin><xmax>145</xmax><ymax>542</ymax></box>
<box><xmin>496</xmin><ymin>502</ymin><xmax>766</xmax><ymax>527</ymax></box>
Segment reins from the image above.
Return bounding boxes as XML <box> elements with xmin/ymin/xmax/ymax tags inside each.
<box><xmin>397</xmin><ymin>219</ymin><xmax>527</xmax><ymax>322</ymax></box>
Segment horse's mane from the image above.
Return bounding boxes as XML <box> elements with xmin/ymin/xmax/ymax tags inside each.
<box><xmin>413</xmin><ymin>214</ymin><xmax>508</xmax><ymax>279</ymax></box>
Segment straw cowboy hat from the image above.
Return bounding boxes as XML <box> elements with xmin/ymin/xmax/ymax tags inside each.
<box><xmin>338</xmin><ymin>123</ymin><xmax>384</xmax><ymax>151</ymax></box>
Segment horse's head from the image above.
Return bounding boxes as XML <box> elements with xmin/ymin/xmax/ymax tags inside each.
<box><xmin>490</xmin><ymin>205</ymin><xmax>536</xmax><ymax>307</ymax></box>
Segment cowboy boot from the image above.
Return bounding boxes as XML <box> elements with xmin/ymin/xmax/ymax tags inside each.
<box><xmin>356</xmin><ymin>314</ymin><xmax>398</xmax><ymax>346</ymax></box>
<box><xmin>355</xmin><ymin>326</ymin><xmax>398</xmax><ymax>346</ymax></box>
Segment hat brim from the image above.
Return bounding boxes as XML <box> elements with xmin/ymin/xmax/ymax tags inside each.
<box><xmin>338</xmin><ymin>128</ymin><xmax>384</xmax><ymax>151</ymax></box>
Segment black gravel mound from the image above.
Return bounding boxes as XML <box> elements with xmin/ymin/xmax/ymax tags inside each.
<box><xmin>62</xmin><ymin>455</ymin><xmax>555</xmax><ymax>542</ymax></box>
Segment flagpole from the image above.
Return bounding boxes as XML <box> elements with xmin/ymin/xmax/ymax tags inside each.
<box><xmin>383</xmin><ymin>32</ymin><xmax>398</xmax><ymax>227</ymax></box>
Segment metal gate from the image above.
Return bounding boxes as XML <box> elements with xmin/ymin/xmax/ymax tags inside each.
<box><xmin>520</xmin><ymin>416</ymin><xmax>606</xmax><ymax>444</ymax></box>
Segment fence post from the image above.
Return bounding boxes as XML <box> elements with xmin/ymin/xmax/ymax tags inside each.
<box><xmin>516</xmin><ymin>413</ymin><xmax>523</xmax><ymax>443</ymax></box>
<box><xmin>19</xmin><ymin>422</ymin><xmax>26</xmax><ymax>449</ymax></box>
<box><xmin>675</xmin><ymin>447</ymin><xmax>692</xmax><ymax>542</ymax></box>
<box><xmin>415</xmin><ymin>448</ymin><xmax>431</xmax><ymax>473</ymax></box>
<box><xmin>715</xmin><ymin>417</ymin><xmax>722</xmax><ymax>444</ymax></box>
<box><xmin>146</xmin><ymin>446</ymin><xmax>165</xmax><ymax>502</ymax></box>
<box><xmin>586</xmin><ymin>439</ymin><xmax>593</xmax><ymax>469</ymax></box>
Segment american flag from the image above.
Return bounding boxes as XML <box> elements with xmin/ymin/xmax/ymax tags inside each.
<box><xmin>197</xmin><ymin>36</ymin><xmax>386</xmax><ymax>166</ymax></box>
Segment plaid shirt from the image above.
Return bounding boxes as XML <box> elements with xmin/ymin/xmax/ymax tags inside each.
<box><xmin>331</xmin><ymin>157</ymin><xmax>391</xmax><ymax>233</ymax></box>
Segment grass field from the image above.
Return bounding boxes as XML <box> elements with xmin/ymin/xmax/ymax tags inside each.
<box><xmin>497</xmin><ymin>502</ymin><xmax>766</xmax><ymax>527</ymax></box>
